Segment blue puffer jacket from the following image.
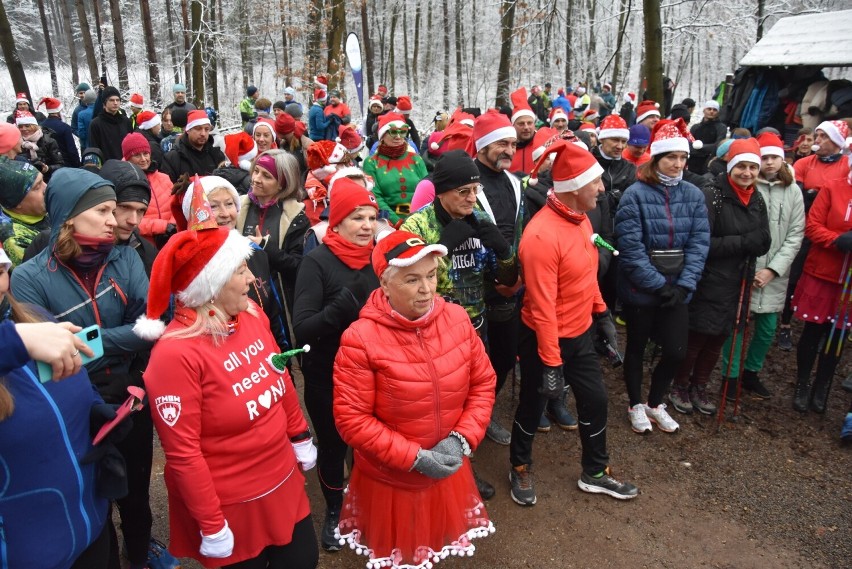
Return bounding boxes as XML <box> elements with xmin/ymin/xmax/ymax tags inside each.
<box><xmin>0</xmin><ymin>320</ymin><xmax>109</xmax><ymax>569</ymax></box>
<box><xmin>11</xmin><ymin>168</ymin><xmax>153</xmax><ymax>401</ymax></box>
<box><xmin>615</xmin><ymin>178</ymin><xmax>711</xmax><ymax>307</ymax></box>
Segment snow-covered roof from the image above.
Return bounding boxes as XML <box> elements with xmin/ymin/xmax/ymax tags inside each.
<box><xmin>739</xmin><ymin>9</ymin><xmax>852</xmax><ymax>67</ymax></box>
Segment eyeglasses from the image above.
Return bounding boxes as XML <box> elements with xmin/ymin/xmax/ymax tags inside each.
<box><xmin>454</xmin><ymin>184</ymin><xmax>481</xmax><ymax>197</ymax></box>
<box><xmin>387</xmin><ymin>128</ymin><xmax>410</xmax><ymax>138</ymax></box>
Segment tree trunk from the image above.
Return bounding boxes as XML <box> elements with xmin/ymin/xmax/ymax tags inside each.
<box><xmin>495</xmin><ymin>0</ymin><xmax>516</xmax><ymax>108</ymax></box>
<box><xmin>107</xmin><ymin>0</ymin><xmax>129</xmax><ymax>92</ymax></box>
<box><xmin>238</xmin><ymin>0</ymin><xmax>250</xmax><ymax>87</ymax></box>
<box><xmin>756</xmin><ymin>0</ymin><xmax>765</xmax><ymax>41</ymax></box>
<box><xmin>181</xmin><ymin>0</ymin><xmax>192</xmax><ymax>94</ymax></box>
<box><xmin>441</xmin><ymin>0</ymin><xmax>449</xmax><ymax>108</ymax></box>
<box><xmin>423</xmin><ymin>1</ymin><xmax>433</xmax><ymax>94</ymax></box>
<box><xmin>165</xmin><ymin>3</ymin><xmax>180</xmax><ymax>84</ymax></box>
<box><xmin>0</xmin><ymin>0</ymin><xmax>30</xmax><ymax>97</ymax></box>
<box><xmin>411</xmin><ymin>1</ymin><xmax>420</xmax><ymax>96</ymax></box>
<box><xmin>306</xmin><ymin>0</ymin><xmax>323</xmax><ymax>79</ymax></box>
<box><xmin>388</xmin><ymin>2</ymin><xmax>399</xmax><ymax>92</ymax></box>
<box><xmin>454</xmin><ymin>0</ymin><xmax>463</xmax><ymax>107</ymax></box>
<box><xmin>610</xmin><ymin>0</ymin><xmax>631</xmax><ymax>92</ymax></box>
<box><xmin>217</xmin><ymin>0</ymin><xmax>227</xmax><ymax>89</ymax></box>
<box><xmin>402</xmin><ymin>7</ymin><xmax>412</xmax><ymax>95</ymax></box>
<box><xmin>642</xmin><ymin>0</ymin><xmax>663</xmax><ymax>102</ymax></box>
<box><xmin>190</xmin><ymin>0</ymin><xmax>204</xmax><ymax>107</ymax></box>
<box><xmin>139</xmin><ymin>0</ymin><xmax>161</xmax><ymax>103</ymax></box>
<box><xmin>360</xmin><ymin>0</ymin><xmax>374</xmax><ymax>96</ymax></box>
<box><xmin>565</xmin><ymin>0</ymin><xmax>574</xmax><ymax>86</ymax></box>
<box><xmin>58</xmin><ymin>0</ymin><xmax>79</xmax><ymax>87</ymax></box>
<box><xmin>91</xmin><ymin>0</ymin><xmax>106</xmax><ymax>76</ymax></box>
<box><xmin>74</xmin><ymin>0</ymin><xmax>99</xmax><ymax>83</ymax></box>
<box><xmin>206</xmin><ymin>0</ymin><xmax>218</xmax><ymax>110</ymax></box>
<box><xmin>280</xmin><ymin>1</ymin><xmax>289</xmax><ymax>84</ymax></box>
<box><xmin>326</xmin><ymin>0</ymin><xmax>346</xmax><ymax>88</ymax></box>
<box><xmin>36</xmin><ymin>0</ymin><xmax>59</xmax><ymax>96</ymax></box>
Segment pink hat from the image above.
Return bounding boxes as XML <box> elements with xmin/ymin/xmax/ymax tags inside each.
<box><xmin>0</xmin><ymin>123</ymin><xmax>21</xmax><ymax>154</ymax></box>
<box><xmin>121</xmin><ymin>132</ymin><xmax>151</xmax><ymax>160</ymax></box>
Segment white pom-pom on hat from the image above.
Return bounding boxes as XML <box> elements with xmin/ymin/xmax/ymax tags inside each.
<box><xmin>133</xmin><ymin>315</ymin><xmax>166</xmax><ymax>341</ymax></box>
<box><xmin>692</xmin><ymin>140</ymin><xmax>704</xmax><ymax>150</ymax></box>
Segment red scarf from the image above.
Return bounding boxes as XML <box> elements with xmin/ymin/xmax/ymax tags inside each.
<box><xmin>377</xmin><ymin>142</ymin><xmax>407</xmax><ymax>159</ymax></box>
<box><xmin>324</xmin><ymin>229</ymin><xmax>374</xmax><ymax>270</ymax></box>
<box><xmin>727</xmin><ymin>175</ymin><xmax>754</xmax><ymax>206</ymax></box>
<box><xmin>546</xmin><ymin>190</ymin><xmax>586</xmax><ymax>225</ymax></box>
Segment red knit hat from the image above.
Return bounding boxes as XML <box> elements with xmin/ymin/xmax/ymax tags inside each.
<box><xmin>469</xmin><ymin>109</ymin><xmax>516</xmax><ymax>155</ymax></box>
<box><xmin>528</xmin><ymin>139</ymin><xmax>604</xmax><ymax>191</ymax></box>
<box><xmin>15</xmin><ymin>111</ymin><xmax>37</xmax><ymax>126</ymax></box>
<box><xmin>636</xmin><ymin>100</ymin><xmax>661</xmax><ymax>123</ymax></box>
<box><xmin>275</xmin><ymin>112</ymin><xmax>295</xmax><ymax>136</ymax></box>
<box><xmin>327</xmin><ymin>177</ymin><xmax>379</xmax><ymax>229</ymax></box>
<box><xmin>726</xmin><ymin>138</ymin><xmax>762</xmax><ymax>173</ymax></box>
<box><xmin>37</xmin><ymin>97</ymin><xmax>63</xmax><ymax>114</ymax></box>
<box><xmin>548</xmin><ymin>107</ymin><xmax>568</xmax><ymax>125</ymax></box>
<box><xmin>756</xmin><ymin>132</ymin><xmax>785</xmax><ymax>158</ymax></box>
<box><xmin>121</xmin><ymin>132</ymin><xmax>151</xmax><ymax>160</ymax></box>
<box><xmin>129</xmin><ymin>93</ymin><xmax>144</xmax><ymax>109</ymax></box>
<box><xmin>372</xmin><ymin>230</ymin><xmax>447</xmax><ymax>279</ymax></box>
<box><xmin>649</xmin><ymin>118</ymin><xmax>700</xmax><ymax>156</ymax></box>
<box><xmin>377</xmin><ymin>112</ymin><xmax>407</xmax><ymax>140</ymax></box>
<box><xmin>597</xmin><ymin>114</ymin><xmax>630</xmax><ymax>141</ymax></box>
<box><xmin>395</xmin><ymin>96</ymin><xmax>413</xmax><ymax>115</ymax></box>
<box><xmin>337</xmin><ymin>125</ymin><xmax>364</xmax><ymax>154</ymax></box>
<box><xmin>136</xmin><ymin>110</ymin><xmax>161</xmax><ymax>131</ymax></box>
<box><xmin>293</xmin><ymin>121</ymin><xmax>307</xmax><ymax>139</ymax></box>
<box><xmin>186</xmin><ymin>109</ymin><xmax>211</xmax><ymax>131</ymax></box>
<box><xmin>815</xmin><ymin>120</ymin><xmax>851</xmax><ymax>152</ymax></box>
<box><xmin>306</xmin><ymin>140</ymin><xmax>349</xmax><ymax>179</ymax></box>
<box><xmin>510</xmin><ymin>87</ymin><xmax>536</xmax><ymax>124</ymax></box>
<box><xmin>223</xmin><ymin>131</ymin><xmax>257</xmax><ymax>170</ymax></box>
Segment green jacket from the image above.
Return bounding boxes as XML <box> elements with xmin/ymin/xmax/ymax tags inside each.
<box><xmin>0</xmin><ymin>210</ymin><xmax>50</xmax><ymax>267</ymax></box>
<box><xmin>239</xmin><ymin>97</ymin><xmax>257</xmax><ymax>125</ymax></box>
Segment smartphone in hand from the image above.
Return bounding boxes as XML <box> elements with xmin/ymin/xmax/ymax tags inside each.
<box><xmin>36</xmin><ymin>324</ymin><xmax>104</xmax><ymax>383</ymax></box>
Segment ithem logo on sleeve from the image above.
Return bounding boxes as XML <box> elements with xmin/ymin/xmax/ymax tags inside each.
<box><xmin>155</xmin><ymin>395</ymin><xmax>182</xmax><ymax>427</ymax></box>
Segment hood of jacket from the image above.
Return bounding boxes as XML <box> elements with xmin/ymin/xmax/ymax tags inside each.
<box><xmin>99</xmin><ymin>160</ymin><xmax>151</xmax><ymax>199</ymax></box>
<box><xmin>45</xmin><ymin>168</ymin><xmax>115</xmax><ymax>243</ymax></box>
<box><xmin>359</xmin><ymin>287</ymin><xmax>447</xmax><ymax>332</ymax></box>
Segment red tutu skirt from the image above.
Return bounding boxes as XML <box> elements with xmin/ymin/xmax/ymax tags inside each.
<box><xmin>165</xmin><ymin>465</ymin><xmax>311</xmax><ymax>568</ymax></box>
<box><xmin>793</xmin><ymin>272</ymin><xmax>852</xmax><ymax>329</ymax></box>
<box><xmin>335</xmin><ymin>459</ymin><xmax>494</xmax><ymax>569</ymax></box>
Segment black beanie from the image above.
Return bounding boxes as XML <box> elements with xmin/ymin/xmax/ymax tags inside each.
<box><xmin>432</xmin><ymin>150</ymin><xmax>480</xmax><ymax>194</ymax></box>
<box><xmin>102</xmin><ymin>86</ymin><xmax>121</xmax><ymax>105</ymax></box>
<box><xmin>171</xmin><ymin>107</ymin><xmax>188</xmax><ymax>129</ymax></box>
<box><xmin>98</xmin><ymin>160</ymin><xmax>151</xmax><ymax>206</ymax></box>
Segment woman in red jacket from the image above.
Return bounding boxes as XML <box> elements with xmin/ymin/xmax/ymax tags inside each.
<box><xmin>333</xmin><ymin>230</ymin><xmax>495</xmax><ymax>569</ymax></box>
<box><xmin>135</xmin><ymin>217</ymin><xmax>319</xmax><ymax>568</ymax></box>
<box><xmin>122</xmin><ymin>132</ymin><xmax>176</xmax><ymax>248</ymax></box>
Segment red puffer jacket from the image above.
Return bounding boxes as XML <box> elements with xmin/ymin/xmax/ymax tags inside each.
<box><xmin>333</xmin><ymin>290</ymin><xmax>495</xmax><ymax>491</ymax></box>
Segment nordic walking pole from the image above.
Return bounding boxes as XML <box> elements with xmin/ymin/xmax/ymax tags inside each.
<box><xmin>717</xmin><ymin>272</ymin><xmax>749</xmax><ymax>430</ymax></box>
<box><xmin>835</xmin><ymin>264</ymin><xmax>852</xmax><ymax>356</ymax></box>
<box><xmin>825</xmin><ymin>254</ymin><xmax>851</xmax><ymax>354</ymax></box>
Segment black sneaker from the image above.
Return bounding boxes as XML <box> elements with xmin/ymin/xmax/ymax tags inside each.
<box><xmin>474</xmin><ymin>471</ymin><xmax>495</xmax><ymax>500</ymax></box>
<box><xmin>578</xmin><ymin>468</ymin><xmax>639</xmax><ymax>500</ymax></box>
<box><xmin>777</xmin><ymin>327</ymin><xmax>793</xmax><ymax>351</ymax></box>
<box><xmin>509</xmin><ymin>465</ymin><xmax>536</xmax><ymax>506</ymax></box>
<box><xmin>741</xmin><ymin>370</ymin><xmax>771</xmax><ymax>399</ymax></box>
<box><xmin>321</xmin><ymin>508</ymin><xmax>341</xmax><ymax>552</ymax></box>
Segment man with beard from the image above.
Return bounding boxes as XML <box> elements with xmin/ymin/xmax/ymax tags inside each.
<box><xmin>161</xmin><ymin>110</ymin><xmax>226</xmax><ymax>182</ymax></box>
<box><xmin>509</xmin><ymin>88</ymin><xmax>539</xmax><ymax>175</ymax></box>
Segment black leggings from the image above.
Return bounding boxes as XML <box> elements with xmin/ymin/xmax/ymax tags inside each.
<box><xmin>487</xmin><ymin>307</ymin><xmax>520</xmax><ymax>394</ymax></box>
<box><xmin>71</xmin><ymin>520</ymin><xmax>112</xmax><ymax>569</ymax></box>
<box><xmin>797</xmin><ymin>321</ymin><xmax>847</xmax><ymax>384</ymax></box>
<box><xmin>622</xmin><ymin>303</ymin><xmax>689</xmax><ymax>407</ymax></box>
<box><xmin>781</xmin><ymin>240</ymin><xmax>811</xmax><ymax>326</ymax></box>
<box><xmin>303</xmin><ymin>381</ymin><xmax>347</xmax><ymax>512</ymax></box>
<box><xmin>223</xmin><ymin>515</ymin><xmax>319</xmax><ymax>569</ymax></box>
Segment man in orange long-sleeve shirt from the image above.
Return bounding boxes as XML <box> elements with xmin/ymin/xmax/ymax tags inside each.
<box><xmin>508</xmin><ymin>140</ymin><xmax>639</xmax><ymax>506</ymax></box>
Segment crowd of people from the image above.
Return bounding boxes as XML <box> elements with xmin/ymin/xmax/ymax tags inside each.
<box><xmin>1</xmin><ymin>71</ymin><xmax>851</xmax><ymax>569</ymax></box>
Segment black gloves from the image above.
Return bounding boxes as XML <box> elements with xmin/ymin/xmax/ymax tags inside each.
<box><xmin>661</xmin><ymin>286</ymin><xmax>689</xmax><ymax>308</ymax></box>
<box><xmin>165</xmin><ymin>223</ymin><xmax>177</xmax><ymax>237</ymax></box>
<box><xmin>477</xmin><ymin>221</ymin><xmax>511</xmax><ymax>259</ymax></box>
<box><xmin>835</xmin><ymin>231</ymin><xmax>852</xmax><ymax>252</ymax></box>
<box><xmin>741</xmin><ymin>229</ymin><xmax>766</xmax><ymax>256</ymax></box>
<box><xmin>326</xmin><ymin>288</ymin><xmax>363</xmax><ymax>324</ymax></box>
<box><xmin>438</xmin><ymin>219</ymin><xmax>477</xmax><ymax>251</ymax></box>
<box><xmin>82</xmin><ymin>404</ymin><xmax>132</xmax><ymax>500</ymax></box>
<box><xmin>594</xmin><ymin>310</ymin><xmax>618</xmax><ymax>349</ymax></box>
<box><xmin>123</xmin><ymin>298</ymin><xmax>147</xmax><ymax>325</ymax></box>
<box><xmin>539</xmin><ymin>365</ymin><xmax>565</xmax><ymax>400</ymax></box>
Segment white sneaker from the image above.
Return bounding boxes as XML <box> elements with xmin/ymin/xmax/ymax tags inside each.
<box><xmin>645</xmin><ymin>403</ymin><xmax>680</xmax><ymax>433</ymax></box>
<box><xmin>627</xmin><ymin>404</ymin><xmax>652</xmax><ymax>434</ymax></box>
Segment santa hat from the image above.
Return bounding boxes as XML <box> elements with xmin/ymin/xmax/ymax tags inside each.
<box><xmin>329</xmin><ymin>167</ymin><xmax>375</xmax><ymax>195</ymax></box>
<box><xmin>314</xmin><ymin>89</ymin><xmax>327</xmax><ymax>103</ymax></box>
<box><xmin>37</xmin><ymin>97</ymin><xmax>63</xmax><ymax>114</ymax></box>
<box><xmin>186</xmin><ymin>109</ymin><xmax>211</xmax><ymax>131</ymax></box>
<box><xmin>337</xmin><ymin>125</ymin><xmax>364</xmax><ymax>154</ymax></box>
<box><xmin>376</xmin><ymin>85</ymin><xmax>389</xmax><ymax>97</ymax></box>
<box><xmin>756</xmin><ymin>131</ymin><xmax>785</xmax><ymax>158</ymax></box>
<box><xmin>137</xmin><ymin>110</ymin><xmax>161</xmax><ymax>131</ymax></box>
<box><xmin>510</xmin><ymin>88</ymin><xmax>536</xmax><ymax>124</ymax></box>
<box><xmin>549</xmin><ymin>107</ymin><xmax>569</xmax><ymax>124</ymax></box>
<box><xmin>597</xmin><ymin>114</ymin><xmax>630</xmax><ymax>141</ymax></box>
<box><xmin>650</xmin><ymin>118</ymin><xmax>701</xmax><ymax>156</ymax></box>
<box><xmin>182</xmin><ymin>175</ymin><xmax>241</xmax><ymax>224</ymax></box>
<box><xmin>15</xmin><ymin>111</ymin><xmax>37</xmax><ymax>126</ymax></box>
<box><xmin>726</xmin><ymin>138</ymin><xmax>762</xmax><ymax>173</ymax></box>
<box><xmin>14</xmin><ymin>93</ymin><xmax>28</xmax><ymax>105</ymax></box>
<box><xmin>578</xmin><ymin>122</ymin><xmax>596</xmax><ymax>131</ymax></box>
<box><xmin>623</xmin><ymin>92</ymin><xmax>636</xmax><ymax>104</ymax></box>
<box><xmin>528</xmin><ymin>139</ymin><xmax>604</xmax><ymax>191</ymax></box>
<box><xmin>129</xmin><ymin>93</ymin><xmax>144</xmax><ymax>109</ymax></box>
<box><xmin>815</xmin><ymin>120</ymin><xmax>852</xmax><ymax>153</ymax></box>
<box><xmin>369</xmin><ymin>96</ymin><xmax>383</xmax><ymax>110</ymax></box>
<box><xmin>306</xmin><ymin>140</ymin><xmax>349</xmax><ymax>179</ymax></box>
<box><xmin>470</xmin><ymin>109</ymin><xmax>516</xmax><ymax>155</ymax></box>
<box><xmin>314</xmin><ymin>74</ymin><xmax>329</xmax><ymax>89</ymax></box>
<box><xmin>252</xmin><ymin>118</ymin><xmax>276</xmax><ymax>138</ymax></box>
<box><xmin>530</xmin><ymin>127</ymin><xmax>559</xmax><ymax>162</ymax></box>
<box><xmin>431</xmin><ymin>109</ymin><xmax>475</xmax><ymax>153</ymax></box>
<box><xmin>327</xmin><ymin>177</ymin><xmax>379</xmax><ymax>229</ymax></box>
<box><xmin>396</xmin><ymin>96</ymin><xmax>413</xmax><ymax>115</ymax></box>
<box><xmin>603</xmin><ymin>83</ymin><xmax>612</xmax><ymax>91</ymax></box>
<box><xmin>636</xmin><ymin>100</ymin><xmax>661</xmax><ymax>123</ymax></box>
<box><xmin>223</xmin><ymin>131</ymin><xmax>258</xmax><ymax>170</ymax></box>
<box><xmin>377</xmin><ymin>113</ymin><xmax>407</xmax><ymax>140</ymax></box>
<box><xmin>372</xmin><ymin>230</ymin><xmax>447</xmax><ymax>279</ymax></box>
<box><xmin>581</xmin><ymin>109</ymin><xmax>599</xmax><ymax>123</ymax></box>
<box><xmin>133</xmin><ymin>226</ymin><xmax>253</xmax><ymax>340</ymax></box>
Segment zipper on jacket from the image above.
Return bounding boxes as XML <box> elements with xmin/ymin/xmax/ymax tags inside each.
<box><xmin>55</xmin><ymin>257</ymin><xmax>109</xmax><ymax>327</ymax></box>
<box><xmin>415</xmin><ymin>328</ymin><xmax>443</xmax><ymax>435</ymax></box>
<box><xmin>664</xmin><ymin>188</ymin><xmax>675</xmax><ymax>248</ymax></box>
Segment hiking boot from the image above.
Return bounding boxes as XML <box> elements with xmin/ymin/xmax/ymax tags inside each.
<box><xmin>810</xmin><ymin>376</ymin><xmax>833</xmax><ymax>414</ymax></box>
<box><xmin>546</xmin><ymin>389</ymin><xmax>578</xmax><ymax>430</ymax></box>
<box><xmin>668</xmin><ymin>385</ymin><xmax>693</xmax><ymax>415</ymax></box>
<box><xmin>777</xmin><ymin>326</ymin><xmax>793</xmax><ymax>351</ymax></box>
<box><xmin>842</xmin><ymin>412</ymin><xmax>852</xmax><ymax>444</ymax></box>
<box><xmin>509</xmin><ymin>465</ymin><xmax>536</xmax><ymax>506</ymax></box>
<box><xmin>485</xmin><ymin>418</ymin><xmax>511</xmax><ymax>445</ymax></box>
<box><xmin>537</xmin><ymin>413</ymin><xmax>551</xmax><ymax>433</ymax></box>
<box><xmin>723</xmin><ymin>377</ymin><xmax>739</xmax><ymax>402</ymax></box>
<box><xmin>645</xmin><ymin>403</ymin><xmax>680</xmax><ymax>433</ymax></box>
<box><xmin>689</xmin><ymin>385</ymin><xmax>717</xmax><ymax>415</ymax></box>
<box><xmin>321</xmin><ymin>507</ymin><xmax>342</xmax><ymax>552</ymax></box>
<box><xmin>474</xmin><ymin>471</ymin><xmax>495</xmax><ymax>500</ymax></box>
<box><xmin>578</xmin><ymin>468</ymin><xmax>639</xmax><ymax>500</ymax></box>
<box><xmin>792</xmin><ymin>377</ymin><xmax>811</xmax><ymax>413</ymax></box>
<box><xmin>627</xmin><ymin>404</ymin><xmax>652</xmax><ymax>434</ymax></box>
<box><xmin>741</xmin><ymin>369</ymin><xmax>771</xmax><ymax>399</ymax></box>
<box><xmin>147</xmin><ymin>539</ymin><xmax>180</xmax><ymax>569</ymax></box>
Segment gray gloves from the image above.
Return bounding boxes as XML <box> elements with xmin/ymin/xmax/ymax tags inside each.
<box><xmin>539</xmin><ymin>365</ymin><xmax>565</xmax><ymax>400</ymax></box>
<box><xmin>412</xmin><ymin>448</ymin><xmax>462</xmax><ymax>479</ymax></box>
<box><xmin>431</xmin><ymin>435</ymin><xmax>463</xmax><ymax>459</ymax></box>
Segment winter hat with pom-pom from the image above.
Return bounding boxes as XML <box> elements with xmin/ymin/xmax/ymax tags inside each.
<box><xmin>527</xmin><ymin>139</ymin><xmax>603</xmax><ymax>190</ymax></box>
<box><xmin>37</xmin><ymin>97</ymin><xmax>63</xmax><ymax>115</ymax></box>
<box><xmin>306</xmin><ymin>140</ymin><xmax>349</xmax><ymax>181</ymax></box>
<box><xmin>597</xmin><ymin>114</ymin><xmax>630</xmax><ymax>141</ymax></box>
<box><xmin>650</xmin><ymin>118</ymin><xmax>701</xmax><ymax>157</ymax></box>
<box><xmin>395</xmin><ymin>96</ymin><xmax>413</xmax><ymax>115</ymax></box>
<box><xmin>636</xmin><ymin>100</ymin><xmax>661</xmax><ymax>123</ymax></box>
<box><xmin>223</xmin><ymin>132</ymin><xmax>258</xmax><ymax>170</ymax></box>
<box><xmin>510</xmin><ymin>88</ymin><xmax>536</xmax><ymax>124</ymax></box>
<box><xmin>815</xmin><ymin>120</ymin><xmax>851</xmax><ymax>153</ymax></box>
<box><xmin>756</xmin><ymin>132</ymin><xmax>785</xmax><ymax>158</ymax></box>
<box><xmin>136</xmin><ymin>110</ymin><xmax>161</xmax><ymax>131</ymax></box>
<box><xmin>337</xmin><ymin>125</ymin><xmax>365</xmax><ymax>154</ymax></box>
<box><xmin>468</xmin><ymin>109</ymin><xmax>516</xmax><ymax>156</ymax></box>
<box><xmin>726</xmin><ymin>138</ymin><xmax>762</xmax><ymax>173</ymax></box>
<box><xmin>430</xmin><ymin>109</ymin><xmax>475</xmax><ymax>153</ymax></box>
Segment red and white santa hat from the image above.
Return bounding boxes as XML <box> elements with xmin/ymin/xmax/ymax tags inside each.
<box><xmin>815</xmin><ymin>120</ymin><xmax>852</xmax><ymax>153</ymax></box>
<box><xmin>469</xmin><ymin>109</ymin><xmax>516</xmax><ymax>155</ymax></box>
<box><xmin>223</xmin><ymin>131</ymin><xmax>258</xmax><ymax>170</ymax></box>
<box><xmin>337</xmin><ymin>125</ymin><xmax>365</xmax><ymax>154</ymax></box>
<box><xmin>395</xmin><ymin>96</ymin><xmax>413</xmax><ymax>115</ymax></box>
<box><xmin>530</xmin><ymin>127</ymin><xmax>558</xmax><ymax>161</ymax></box>
<box><xmin>136</xmin><ymin>110</ymin><xmax>161</xmax><ymax>131</ymax></box>
<box><xmin>756</xmin><ymin>131</ymin><xmax>785</xmax><ymax>158</ymax></box>
<box><xmin>186</xmin><ymin>109</ymin><xmax>211</xmax><ymax>131</ymax></box>
<box><xmin>581</xmin><ymin>109</ymin><xmax>599</xmax><ymax>123</ymax></box>
<box><xmin>306</xmin><ymin>140</ymin><xmax>349</xmax><ymax>180</ymax></box>
<box><xmin>549</xmin><ymin>107</ymin><xmax>569</xmax><ymax>124</ymax></box>
<box><xmin>314</xmin><ymin>89</ymin><xmax>327</xmax><ymax>103</ymax></box>
<box><xmin>372</xmin><ymin>230</ymin><xmax>447</xmax><ymax>280</ymax></box>
<box><xmin>649</xmin><ymin>118</ymin><xmax>700</xmax><ymax>156</ymax></box>
<box><xmin>528</xmin><ymin>139</ymin><xmax>604</xmax><ymax>191</ymax></box>
<box><xmin>377</xmin><ymin>112</ymin><xmax>408</xmax><ymax>140</ymax></box>
<box><xmin>15</xmin><ymin>111</ymin><xmax>38</xmax><ymax>126</ymax></box>
<box><xmin>369</xmin><ymin>96</ymin><xmax>383</xmax><ymax>110</ymax></box>
<box><xmin>510</xmin><ymin>87</ymin><xmax>536</xmax><ymax>124</ymax></box>
<box><xmin>623</xmin><ymin>92</ymin><xmax>636</xmax><ymax>104</ymax></box>
<box><xmin>14</xmin><ymin>92</ymin><xmax>28</xmax><ymax>104</ymax></box>
<box><xmin>129</xmin><ymin>93</ymin><xmax>144</xmax><ymax>109</ymax></box>
<box><xmin>726</xmin><ymin>138</ymin><xmax>761</xmax><ymax>173</ymax></box>
<box><xmin>252</xmin><ymin>118</ymin><xmax>276</xmax><ymax>138</ymax></box>
<box><xmin>636</xmin><ymin>100</ymin><xmax>661</xmax><ymax>123</ymax></box>
<box><xmin>314</xmin><ymin>74</ymin><xmax>329</xmax><ymax>89</ymax></box>
<box><xmin>431</xmin><ymin>110</ymin><xmax>475</xmax><ymax>153</ymax></box>
<box><xmin>597</xmin><ymin>114</ymin><xmax>630</xmax><ymax>140</ymax></box>
<box><xmin>329</xmin><ymin>167</ymin><xmax>375</xmax><ymax>195</ymax></box>
<box><xmin>37</xmin><ymin>97</ymin><xmax>63</xmax><ymax>114</ymax></box>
